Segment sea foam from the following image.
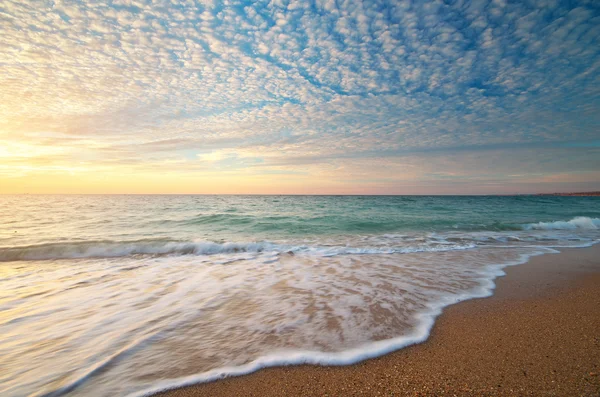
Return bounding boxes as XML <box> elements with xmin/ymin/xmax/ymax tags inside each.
<box><xmin>523</xmin><ymin>216</ymin><xmax>600</xmax><ymax>230</ymax></box>
<box><xmin>0</xmin><ymin>240</ymin><xmax>274</xmax><ymax>262</ymax></box>
<box><xmin>128</xmin><ymin>248</ymin><xmax>560</xmax><ymax>397</ymax></box>
<box><xmin>0</xmin><ymin>240</ymin><xmax>478</xmax><ymax>262</ymax></box>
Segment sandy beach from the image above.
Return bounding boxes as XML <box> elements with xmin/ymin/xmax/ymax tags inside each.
<box><xmin>155</xmin><ymin>244</ymin><xmax>600</xmax><ymax>397</ymax></box>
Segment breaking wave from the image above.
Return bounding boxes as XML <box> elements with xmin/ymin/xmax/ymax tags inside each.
<box><xmin>523</xmin><ymin>216</ymin><xmax>600</xmax><ymax>230</ymax></box>
<box><xmin>0</xmin><ymin>239</ymin><xmax>477</xmax><ymax>262</ymax></box>
<box><xmin>1</xmin><ymin>217</ymin><xmax>599</xmax><ymax>262</ymax></box>
<box><xmin>0</xmin><ymin>240</ymin><xmax>273</xmax><ymax>262</ymax></box>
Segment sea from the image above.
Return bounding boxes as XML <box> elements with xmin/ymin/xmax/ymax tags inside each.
<box><xmin>1</xmin><ymin>195</ymin><xmax>599</xmax><ymax>396</ymax></box>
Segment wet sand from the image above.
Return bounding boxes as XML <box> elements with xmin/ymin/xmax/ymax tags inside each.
<box><xmin>155</xmin><ymin>245</ymin><xmax>600</xmax><ymax>396</ymax></box>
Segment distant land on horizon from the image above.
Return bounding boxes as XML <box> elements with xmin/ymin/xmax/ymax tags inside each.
<box><xmin>536</xmin><ymin>191</ymin><xmax>600</xmax><ymax>196</ymax></box>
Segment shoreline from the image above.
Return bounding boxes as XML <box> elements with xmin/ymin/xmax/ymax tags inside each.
<box><xmin>151</xmin><ymin>244</ymin><xmax>600</xmax><ymax>397</ymax></box>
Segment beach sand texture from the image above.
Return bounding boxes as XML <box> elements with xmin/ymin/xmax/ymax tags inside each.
<box><xmin>156</xmin><ymin>244</ymin><xmax>600</xmax><ymax>397</ymax></box>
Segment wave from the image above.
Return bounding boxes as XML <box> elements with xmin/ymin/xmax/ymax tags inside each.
<box><xmin>161</xmin><ymin>213</ymin><xmax>526</xmax><ymax>234</ymax></box>
<box><xmin>158</xmin><ymin>215</ymin><xmax>600</xmax><ymax>235</ymax></box>
<box><xmin>523</xmin><ymin>216</ymin><xmax>600</xmax><ymax>230</ymax></box>
<box><xmin>0</xmin><ymin>239</ymin><xmax>477</xmax><ymax>262</ymax></box>
<box><xmin>1</xmin><ymin>217</ymin><xmax>597</xmax><ymax>262</ymax></box>
<box><xmin>0</xmin><ymin>240</ymin><xmax>275</xmax><ymax>262</ymax></box>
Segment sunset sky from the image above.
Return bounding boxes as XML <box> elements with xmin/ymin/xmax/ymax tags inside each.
<box><xmin>1</xmin><ymin>0</ymin><xmax>599</xmax><ymax>194</ymax></box>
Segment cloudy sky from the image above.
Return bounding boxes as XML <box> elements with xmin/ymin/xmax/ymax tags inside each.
<box><xmin>1</xmin><ymin>0</ymin><xmax>599</xmax><ymax>194</ymax></box>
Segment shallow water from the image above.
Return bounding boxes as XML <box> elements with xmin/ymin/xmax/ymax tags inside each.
<box><xmin>0</xmin><ymin>195</ymin><xmax>599</xmax><ymax>396</ymax></box>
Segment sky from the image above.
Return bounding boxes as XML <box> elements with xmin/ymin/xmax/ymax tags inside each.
<box><xmin>1</xmin><ymin>0</ymin><xmax>599</xmax><ymax>194</ymax></box>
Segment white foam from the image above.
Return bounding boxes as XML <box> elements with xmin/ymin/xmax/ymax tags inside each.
<box><xmin>0</xmin><ymin>241</ymin><xmax>278</xmax><ymax>262</ymax></box>
<box><xmin>129</xmin><ymin>248</ymin><xmax>560</xmax><ymax>397</ymax></box>
<box><xmin>524</xmin><ymin>216</ymin><xmax>600</xmax><ymax>230</ymax></box>
<box><xmin>0</xmin><ymin>240</ymin><xmax>477</xmax><ymax>262</ymax></box>
<box><xmin>307</xmin><ymin>243</ymin><xmax>477</xmax><ymax>256</ymax></box>
<box><xmin>3</xmin><ymin>228</ymin><xmax>599</xmax><ymax>397</ymax></box>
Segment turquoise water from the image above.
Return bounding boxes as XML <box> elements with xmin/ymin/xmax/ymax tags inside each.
<box><xmin>0</xmin><ymin>195</ymin><xmax>599</xmax><ymax>396</ymax></box>
<box><xmin>1</xmin><ymin>195</ymin><xmax>599</xmax><ymax>248</ymax></box>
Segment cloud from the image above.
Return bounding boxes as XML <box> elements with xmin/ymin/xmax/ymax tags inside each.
<box><xmin>0</xmin><ymin>0</ymin><xmax>598</xmax><ymax>193</ymax></box>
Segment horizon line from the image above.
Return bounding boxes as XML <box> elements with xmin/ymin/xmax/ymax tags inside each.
<box><xmin>2</xmin><ymin>192</ymin><xmax>599</xmax><ymax>196</ymax></box>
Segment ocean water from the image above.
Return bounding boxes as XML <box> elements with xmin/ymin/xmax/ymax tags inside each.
<box><xmin>1</xmin><ymin>195</ymin><xmax>599</xmax><ymax>396</ymax></box>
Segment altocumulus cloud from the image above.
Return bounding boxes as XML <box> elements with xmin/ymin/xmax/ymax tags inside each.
<box><xmin>0</xmin><ymin>0</ymin><xmax>599</xmax><ymax>193</ymax></box>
